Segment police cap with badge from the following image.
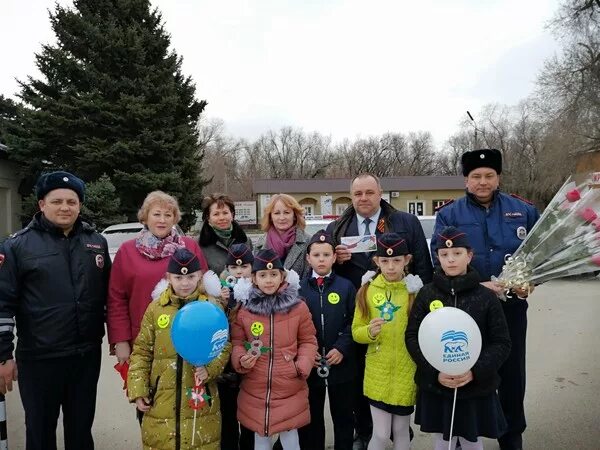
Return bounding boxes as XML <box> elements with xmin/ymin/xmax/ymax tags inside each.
<box><xmin>252</xmin><ymin>249</ymin><xmax>284</xmax><ymax>272</ymax></box>
<box><xmin>434</xmin><ymin>226</ymin><xmax>471</xmax><ymax>251</ymax></box>
<box><xmin>306</xmin><ymin>229</ymin><xmax>335</xmax><ymax>253</ymax></box>
<box><xmin>226</xmin><ymin>243</ymin><xmax>254</xmax><ymax>267</ymax></box>
<box><xmin>167</xmin><ymin>248</ymin><xmax>201</xmax><ymax>275</ymax></box>
<box><xmin>461</xmin><ymin>149</ymin><xmax>502</xmax><ymax>176</ymax></box>
<box><xmin>376</xmin><ymin>232</ymin><xmax>409</xmax><ymax>257</ymax></box>
<box><xmin>35</xmin><ymin>171</ymin><xmax>86</xmax><ymax>202</ymax></box>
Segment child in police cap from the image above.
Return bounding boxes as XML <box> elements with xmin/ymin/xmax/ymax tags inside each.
<box><xmin>405</xmin><ymin>226</ymin><xmax>511</xmax><ymax>450</ymax></box>
<box><xmin>352</xmin><ymin>232</ymin><xmax>423</xmax><ymax>450</ymax></box>
<box><xmin>230</xmin><ymin>248</ymin><xmax>317</xmax><ymax>450</ymax></box>
<box><xmin>219</xmin><ymin>242</ymin><xmax>254</xmax><ymax>315</ymax></box>
<box><xmin>296</xmin><ymin>230</ymin><xmax>357</xmax><ymax>450</ymax></box>
<box><xmin>216</xmin><ymin>242</ymin><xmax>255</xmax><ymax>450</ymax></box>
<box><xmin>128</xmin><ymin>247</ymin><xmax>231</xmax><ymax>449</ymax></box>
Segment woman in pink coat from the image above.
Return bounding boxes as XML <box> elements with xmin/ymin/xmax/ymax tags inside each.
<box><xmin>107</xmin><ymin>191</ymin><xmax>207</xmax><ymax>367</ymax></box>
<box><xmin>231</xmin><ymin>249</ymin><xmax>317</xmax><ymax>450</ymax></box>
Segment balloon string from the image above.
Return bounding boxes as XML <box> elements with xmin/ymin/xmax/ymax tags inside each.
<box><xmin>448</xmin><ymin>387</ymin><xmax>458</xmax><ymax>450</ymax></box>
<box><xmin>192</xmin><ymin>372</ymin><xmax>200</xmax><ymax>446</ymax></box>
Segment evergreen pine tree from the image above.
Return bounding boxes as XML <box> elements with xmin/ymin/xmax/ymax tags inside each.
<box><xmin>4</xmin><ymin>0</ymin><xmax>207</xmax><ymax>229</ymax></box>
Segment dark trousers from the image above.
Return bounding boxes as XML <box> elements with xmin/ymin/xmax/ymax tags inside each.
<box><xmin>18</xmin><ymin>348</ymin><xmax>101</xmax><ymax>450</ymax></box>
<box><xmin>299</xmin><ymin>380</ymin><xmax>355</xmax><ymax>450</ymax></box>
<box><xmin>218</xmin><ymin>382</ymin><xmax>255</xmax><ymax>450</ymax></box>
<box><xmin>353</xmin><ymin>344</ymin><xmax>372</xmax><ymax>441</ymax></box>
<box><xmin>498</xmin><ymin>299</ymin><xmax>528</xmax><ymax>449</ymax></box>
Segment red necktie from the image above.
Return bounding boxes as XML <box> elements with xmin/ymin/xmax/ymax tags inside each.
<box><xmin>316</xmin><ymin>277</ymin><xmax>324</xmax><ymax>286</ymax></box>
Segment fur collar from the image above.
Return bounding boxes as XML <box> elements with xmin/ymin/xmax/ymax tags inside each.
<box><xmin>243</xmin><ymin>282</ymin><xmax>301</xmax><ymax>316</ymax></box>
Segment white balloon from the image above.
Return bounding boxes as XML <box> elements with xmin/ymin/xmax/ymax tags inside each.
<box><xmin>417</xmin><ymin>307</ymin><xmax>482</xmax><ymax>376</ymax></box>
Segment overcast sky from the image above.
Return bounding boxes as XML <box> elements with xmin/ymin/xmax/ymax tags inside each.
<box><xmin>2</xmin><ymin>0</ymin><xmax>561</xmax><ymax>147</ymax></box>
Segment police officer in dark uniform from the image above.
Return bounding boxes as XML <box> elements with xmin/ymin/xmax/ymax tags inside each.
<box><xmin>432</xmin><ymin>149</ymin><xmax>539</xmax><ymax>450</ymax></box>
<box><xmin>0</xmin><ymin>171</ymin><xmax>111</xmax><ymax>450</ymax></box>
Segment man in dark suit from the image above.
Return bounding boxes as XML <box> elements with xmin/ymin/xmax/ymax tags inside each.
<box><xmin>326</xmin><ymin>173</ymin><xmax>433</xmax><ymax>450</ymax></box>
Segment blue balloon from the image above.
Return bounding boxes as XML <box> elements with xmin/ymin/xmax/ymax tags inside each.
<box><xmin>171</xmin><ymin>301</ymin><xmax>229</xmax><ymax>366</ymax></box>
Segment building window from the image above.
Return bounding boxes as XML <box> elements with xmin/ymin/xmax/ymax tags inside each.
<box><xmin>335</xmin><ymin>203</ymin><xmax>348</xmax><ymax>216</ymax></box>
<box><xmin>407</xmin><ymin>200</ymin><xmax>425</xmax><ymax>216</ymax></box>
<box><xmin>432</xmin><ymin>199</ymin><xmax>449</xmax><ymax>213</ymax></box>
<box><xmin>303</xmin><ymin>204</ymin><xmax>314</xmax><ymax>217</ymax></box>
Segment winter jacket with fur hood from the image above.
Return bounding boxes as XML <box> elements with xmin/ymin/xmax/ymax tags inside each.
<box><xmin>128</xmin><ymin>285</ymin><xmax>231</xmax><ymax>450</ymax></box>
<box><xmin>231</xmin><ymin>282</ymin><xmax>318</xmax><ymax>436</ymax></box>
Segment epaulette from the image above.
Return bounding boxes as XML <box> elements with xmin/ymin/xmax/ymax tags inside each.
<box><xmin>510</xmin><ymin>193</ymin><xmax>534</xmax><ymax>205</ymax></box>
<box><xmin>435</xmin><ymin>199</ymin><xmax>454</xmax><ymax>212</ymax></box>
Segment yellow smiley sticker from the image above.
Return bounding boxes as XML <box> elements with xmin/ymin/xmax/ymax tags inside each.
<box><xmin>157</xmin><ymin>314</ymin><xmax>170</xmax><ymax>329</ymax></box>
<box><xmin>328</xmin><ymin>292</ymin><xmax>340</xmax><ymax>305</ymax></box>
<box><xmin>372</xmin><ymin>292</ymin><xmax>386</xmax><ymax>306</ymax></box>
<box><xmin>250</xmin><ymin>321</ymin><xmax>264</xmax><ymax>337</ymax></box>
<box><xmin>429</xmin><ymin>300</ymin><xmax>444</xmax><ymax>312</ymax></box>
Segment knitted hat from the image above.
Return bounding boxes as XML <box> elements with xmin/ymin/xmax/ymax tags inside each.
<box><xmin>226</xmin><ymin>243</ymin><xmax>254</xmax><ymax>266</ymax></box>
<box><xmin>35</xmin><ymin>171</ymin><xmax>85</xmax><ymax>202</ymax></box>
<box><xmin>252</xmin><ymin>249</ymin><xmax>284</xmax><ymax>272</ymax></box>
<box><xmin>434</xmin><ymin>226</ymin><xmax>471</xmax><ymax>250</ymax></box>
<box><xmin>167</xmin><ymin>248</ymin><xmax>201</xmax><ymax>275</ymax></box>
<box><xmin>375</xmin><ymin>232</ymin><xmax>409</xmax><ymax>257</ymax></box>
<box><xmin>461</xmin><ymin>149</ymin><xmax>502</xmax><ymax>176</ymax></box>
<box><xmin>306</xmin><ymin>229</ymin><xmax>335</xmax><ymax>253</ymax></box>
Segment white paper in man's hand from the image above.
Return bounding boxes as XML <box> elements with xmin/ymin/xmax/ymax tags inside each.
<box><xmin>340</xmin><ymin>235</ymin><xmax>377</xmax><ymax>253</ymax></box>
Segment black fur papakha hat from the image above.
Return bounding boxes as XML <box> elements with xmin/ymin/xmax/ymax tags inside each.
<box><xmin>461</xmin><ymin>149</ymin><xmax>502</xmax><ymax>176</ymax></box>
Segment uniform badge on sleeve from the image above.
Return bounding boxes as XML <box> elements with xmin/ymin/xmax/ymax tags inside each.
<box><xmin>95</xmin><ymin>254</ymin><xmax>105</xmax><ymax>269</ymax></box>
<box><xmin>0</xmin><ymin>254</ymin><xmax>5</xmax><ymax>268</ymax></box>
<box><xmin>517</xmin><ymin>226</ymin><xmax>527</xmax><ymax>240</ymax></box>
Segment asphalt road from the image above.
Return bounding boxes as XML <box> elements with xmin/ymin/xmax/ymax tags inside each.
<box><xmin>5</xmin><ymin>278</ymin><xmax>600</xmax><ymax>449</ymax></box>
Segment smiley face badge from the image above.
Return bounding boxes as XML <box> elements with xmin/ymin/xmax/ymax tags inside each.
<box><xmin>157</xmin><ymin>313</ymin><xmax>170</xmax><ymax>329</ymax></box>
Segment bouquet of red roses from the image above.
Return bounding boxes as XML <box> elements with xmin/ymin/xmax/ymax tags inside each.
<box><xmin>494</xmin><ymin>172</ymin><xmax>600</xmax><ymax>291</ymax></box>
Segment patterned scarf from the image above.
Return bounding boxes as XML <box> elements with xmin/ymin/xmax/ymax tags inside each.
<box><xmin>265</xmin><ymin>226</ymin><xmax>296</xmax><ymax>260</ymax></box>
<box><xmin>135</xmin><ymin>226</ymin><xmax>186</xmax><ymax>260</ymax></box>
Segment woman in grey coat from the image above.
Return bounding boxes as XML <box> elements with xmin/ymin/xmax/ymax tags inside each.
<box><xmin>254</xmin><ymin>193</ymin><xmax>310</xmax><ymax>278</ymax></box>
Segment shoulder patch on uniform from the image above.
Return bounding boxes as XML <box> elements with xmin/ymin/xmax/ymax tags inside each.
<box><xmin>435</xmin><ymin>199</ymin><xmax>454</xmax><ymax>212</ymax></box>
<box><xmin>510</xmin><ymin>193</ymin><xmax>534</xmax><ymax>205</ymax></box>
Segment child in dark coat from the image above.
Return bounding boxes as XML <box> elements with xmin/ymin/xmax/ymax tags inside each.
<box><xmin>405</xmin><ymin>227</ymin><xmax>512</xmax><ymax>450</ymax></box>
<box><xmin>297</xmin><ymin>230</ymin><xmax>357</xmax><ymax>450</ymax></box>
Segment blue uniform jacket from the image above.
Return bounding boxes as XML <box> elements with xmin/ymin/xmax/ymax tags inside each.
<box><xmin>300</xmin><ymin>273</ymin><xmax>356</xmax><ymax>386</ymax></box>
<box><xmin>432</xmin><ymin>191</ymin><xmax>540</xmax><ymax>281</ymax></box>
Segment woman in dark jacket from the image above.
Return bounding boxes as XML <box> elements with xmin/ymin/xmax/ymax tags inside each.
<box><xmin>405</xmin><ymin>226</ymin><xmax>511</xmax><ymax>450</ymax></box>
<box><xmin>198</xmin><ymin>193</ymin><xmax>254</xmax><ymax>450</ymax></box>
<box><xmin>198</xmin><ymin>193</ymin><xmax>252</xmax><ymax>275</ymax></box>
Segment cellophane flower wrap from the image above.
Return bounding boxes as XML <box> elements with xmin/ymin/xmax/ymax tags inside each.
<box><xmin>494</xmin><ymin>172</ymin><xmax>600</xmax><ymax>290</ymax></box>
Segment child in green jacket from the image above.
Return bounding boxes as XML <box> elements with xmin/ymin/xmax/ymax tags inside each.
<box><xmin>352</xmin><ymin>233</ymin><xmax>423</xmax><ymax>450</ymax></box>
<box><xmin>128</xmin><ymin>248</ymin><xmax>231</xmax><ymax>450</ymax></box>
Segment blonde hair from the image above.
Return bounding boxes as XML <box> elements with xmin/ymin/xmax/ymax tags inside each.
<box><xmin>261</xmin><ymin>193</ymin><xmax>306</xmax><ymax>231</ymax></box>
<box><xmin>137</xmin><ymin>191</ymin><xmax>181</xmax><ymax>223</ymax></box>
